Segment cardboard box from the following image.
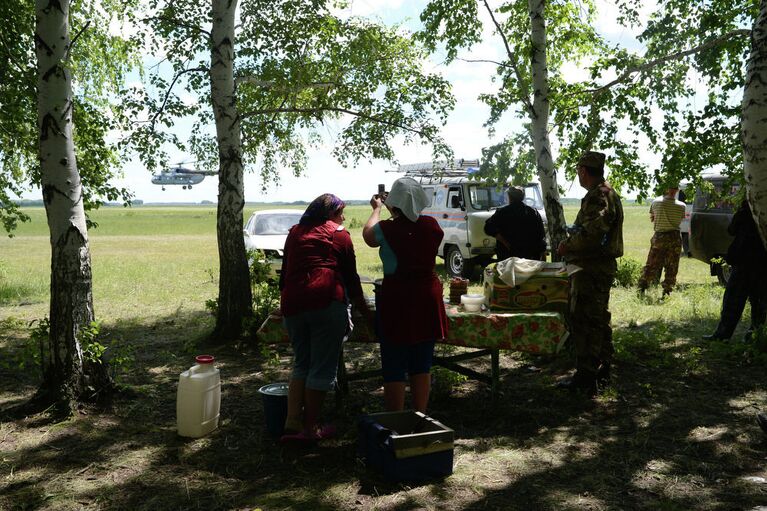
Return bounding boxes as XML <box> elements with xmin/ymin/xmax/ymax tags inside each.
<box><xmin>358</xmin><ymin>411</ymin><xmax>454</xmax><ymax>482</ymax></box>
<box><xmin>483</xmin><ymin>261</ymin><xmax>575</xmax><ymax>312</ymax></box>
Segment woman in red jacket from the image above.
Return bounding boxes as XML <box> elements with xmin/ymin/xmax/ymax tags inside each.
<box><xmin>363</xmin><ymin>178</ymin><xmax>448</xmax><ymax>412</ymax></box>
<box><xmin>279</xmin><ymin>193</ymin><xmax>369</xmax><ymax>442</ymax></box>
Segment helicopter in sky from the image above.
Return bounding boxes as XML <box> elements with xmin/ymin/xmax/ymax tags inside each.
<box><xmin>151</xmin><ymin>164</ymin><xmax>218</xmax><ymax>190</ymax></box>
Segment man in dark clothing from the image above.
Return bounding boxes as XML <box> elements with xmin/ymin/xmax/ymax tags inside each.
<box><xmin>703</xmin><ymin>200</ymin><xmax>767</xmax><ymax>342</ymax></box>
<box><xmin>484</xmin><ymin>186</ymin><xmax>546</xmax><ymax>261</ymax></box>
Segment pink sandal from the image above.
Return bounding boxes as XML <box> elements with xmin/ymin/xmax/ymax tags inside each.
<box><xmin>279</xmin><ymin>430</ymin><xmax>316</xmax><ymax>445</ymax></box>
<box><xmin>279</xmin><ymin>424</ymin><xmax>336</xmax><ymax>445</ymax></box>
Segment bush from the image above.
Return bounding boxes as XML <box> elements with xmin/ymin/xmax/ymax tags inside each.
<box><xmin>613</xmin><ymin>257</ymin><xmax>643</xmax><ymax>287</ymax></box>
<box><xmin>244</xmin><ymin>250</ymin><xmax>281</xmax><ymax>338</ymax></box>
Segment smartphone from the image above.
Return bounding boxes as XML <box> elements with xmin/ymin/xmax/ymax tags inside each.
<box><xmin>377</xmin><ymin>184</ymin><xmax>386</xmax><ymax>195</ymax></box>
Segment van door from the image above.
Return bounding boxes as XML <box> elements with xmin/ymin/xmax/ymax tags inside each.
<box><xmin>442</xmin><ymin>185</ymin><xmax>468</xmax><ymax>250</ymax></box>
<box><xmin>689</xmin><ymin>178</ymin><xmax>736</xmax><ymax>283</ymax></box>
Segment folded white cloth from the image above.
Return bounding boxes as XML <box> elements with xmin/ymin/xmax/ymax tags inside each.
<box><xmin>385</xmin><ymin>177</ymin><xmax>430</xmax><ymax>222</ymax></box>
<box><xmin>496</xmin><ymin>257</ymin><xmax>546</xmax><ymax>287</ymax></box>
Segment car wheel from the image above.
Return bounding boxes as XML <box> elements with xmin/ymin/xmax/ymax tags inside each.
<box><xmin>716</xmin><ymin>264</ymin><xmax>732</xmax><ymax>286</ymax></box>
<box><xmin>446</xmin><ymin>246</ymin><xmax>474</xmax><ymax>279</ymax></box>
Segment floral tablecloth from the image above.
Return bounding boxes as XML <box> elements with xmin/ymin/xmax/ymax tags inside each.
<box><xmin>257</xmin><ymin>303</ymin><xmax>567</xmax><ymax>355</ymax></box>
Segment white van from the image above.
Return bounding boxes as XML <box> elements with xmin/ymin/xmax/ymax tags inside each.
<box><xmin>395</xmin><ymin>160</ymin><xmax>546</xmax><ymax>278</ymax></box>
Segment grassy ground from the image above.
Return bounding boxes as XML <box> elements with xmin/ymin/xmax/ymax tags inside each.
<box><xmin>1</xmin><ymin>204</ymin><xmax>766</xmax><ymax>510</ymax></box>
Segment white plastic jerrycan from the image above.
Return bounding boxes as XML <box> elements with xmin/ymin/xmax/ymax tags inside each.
<box><xmin>176</xmin><ymin>355</ymin><xmax>221</xmax><ymax>438</ymax></box>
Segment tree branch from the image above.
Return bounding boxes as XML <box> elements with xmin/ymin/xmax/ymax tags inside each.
<box><xmin>0</xmin><ymin>34</ymin><xmax>29</xmax><ymax>75</ymax></box>
<box><xmin>241</xmin><ymin>106</ymin><xmax>429</xmax><ymax>137</ymax></box>
<box><xmin>235</xmin><ymin>77</ymin><xmax>339</xmax><ymax>91</ymax></box>
<box><xmin>66</xmin><ymin>20</ymin><xmax>91</xmax><ymax>61</ymax></box>
<box><xmin>144</xmin><ymin>15</ymin><xmax>211</xmax><ymax>37</ymax></box>
<box><xmin>481</xmin><ymin>0</ymin><xmax>534</xmax><ymax>114</ymax></box>
<box><xmin>151</xmin><ymin>66</ymin><xmax>208</xmax><ymax>127</ymax></box>
<box><xmin>456</xmin><ymin>56</ymin><xmax>512</xmax><ymax>68</ymax></box>
<box><xmin>588</xmin><ymin>29</ymin><xmax>751</xmax><ymax>96</ymax></box>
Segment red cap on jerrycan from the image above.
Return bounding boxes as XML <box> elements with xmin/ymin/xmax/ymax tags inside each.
<box><xmin>195</xmin><ymin>355</ymin><xmax>215</xmax><ymax>364</ymax></box>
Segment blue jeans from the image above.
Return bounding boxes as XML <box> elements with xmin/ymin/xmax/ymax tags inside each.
<box><xmin>284</xmin><ymin>301</ymin><xmax>349</xmax><ymax>391</ymax></box>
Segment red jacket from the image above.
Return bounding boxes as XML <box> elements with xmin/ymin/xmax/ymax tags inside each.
<box><xmin>378</xmin><ymin>216</ymin><xmax>448</xmax><ymax>344</ymax></box>
<box><xmin>279</xmin><ymin>220</ymin><xmax>363</xmax><ymax>317</ymax></box>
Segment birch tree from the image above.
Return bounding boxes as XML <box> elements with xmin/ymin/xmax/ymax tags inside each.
<box><xmin>419</xmin><ymin>0</ymin><xmax>767</xmax><ymax>246</ymax></box>
<box><xmin>133</xmin><ymin>0</ymin><xmax>454</xmax><ymax>341</ymax></box>
<box><xmin>0</xmin><ymin>0</ymin><xmax>137</xmax><ymax>408</ymax></box>
<box><xmin>743</xmin><ymin>0</ymin><xmax>767</xmax><ymax>243</ymax></box>
<box><xmin>209</xmin><ymin>0</ymin><xmax>250</xmax><ymax>341</ymax></box>
<box><xmin>419</xmin><ymin>0</ymin><xmax>606</xmax><ymax>251</ymax></box>
<box><xmin>35</xmin><ymin>0</ymin><xmax>100</xmax><ymax>405</ymax></box>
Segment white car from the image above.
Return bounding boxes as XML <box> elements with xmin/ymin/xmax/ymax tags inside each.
<box><xmin>243</xmin><ymin>209</ymin><xmax>303</xmax><ymax>278</ymax></box>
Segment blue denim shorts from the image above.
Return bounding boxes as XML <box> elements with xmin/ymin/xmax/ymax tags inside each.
<box><xmin>379</xmin><ymin>340</ymin><xmax>436</xmax><ymax>382</ymax></box>
<box><xmin>284</xmin><ymin>300</ymin><xmax>350</xmax><ymax>391</ymax></box>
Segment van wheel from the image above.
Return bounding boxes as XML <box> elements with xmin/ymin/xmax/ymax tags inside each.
<box><xmin>716</xmin><ymin>264</ymin><xmax>732</xmax><ymax>286</ymax></box>
<box><xmin>446</xmin><ymin>246</ymin><xmax>474</xmax><ymax>279</ymax></box>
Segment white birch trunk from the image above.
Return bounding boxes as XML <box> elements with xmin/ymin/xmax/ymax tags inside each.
<box><xmin>743</xmin><ymin>0</ymin><xmax>767</xmax><ymax>245</ymax></box>
<box><xmin>528</xmin><ymin>0</ymin><xmax>567</xmax><ymax>253</ymax></box>
<box><xmin>35</xmin><ymin>0</ymin><xmax>107</xmax><ymax>403</ymax></box>
<box><xmin>211</xmin><ymin>0</ymin><xmax>252</xmax><ymax>341</ymax></box>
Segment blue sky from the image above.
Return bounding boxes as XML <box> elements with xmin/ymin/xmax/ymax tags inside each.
<box><xmin>24</xmin><ymin>0</ymin><xmax>658</xmax><ymax>204</ymax></box>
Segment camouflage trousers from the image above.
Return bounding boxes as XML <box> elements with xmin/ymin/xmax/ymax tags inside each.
<box><xmin>638</xmin><ymin>231</ymin><xmax>682</xmax><ymax>294</ymax></box>
<box><xmin>570</xmin><ymin>260</ymin><xmax>616</xmax><ymax>374</ymax></box>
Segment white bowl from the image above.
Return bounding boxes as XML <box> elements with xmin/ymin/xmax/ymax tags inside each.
<box><xmin>460</xmin><ymin>294</ymin><xmax>485</xmax><ymax>312</ymax></box>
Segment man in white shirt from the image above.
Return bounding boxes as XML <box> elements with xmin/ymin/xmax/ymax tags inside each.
<box><xmin>637</xmin><ymin>184</ymin><xmax>686</xmax><ymax>297</ymax></box>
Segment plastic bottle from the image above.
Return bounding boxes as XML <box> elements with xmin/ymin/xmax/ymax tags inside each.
<box><xmin>176</xmin><ymin>355</ymin><xmax>221</xmax><ymax>438</ymax></box>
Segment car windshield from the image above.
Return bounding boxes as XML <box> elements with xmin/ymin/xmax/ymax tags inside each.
<box><xmin>468</xmin><ymin>185</ymin><xmax>543</xmax><ymax>210</ymax></box>
<box><xmin>253</xmin><ymin>213</ymin><xmax>302</xmax><ymax>235</ymax></box>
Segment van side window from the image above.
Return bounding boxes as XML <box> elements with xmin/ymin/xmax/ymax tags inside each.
<box><xmin>694</xmin><ymin>181</ymin><xmax>739</xmax><ymax>212</ymax></box>
<box><xmin>435</xmin><ymin>187</ymin><xmax>447</xmax><ymax>207</ymax></box>
<box><xmin>447</xmin><ymin>187</ymin><xmax>462</xmax><ymax>209</ymax></box>
<box><xmin>421</xmin><ymin>187</ymin><xmax>434</xmax><ymax>207</ymax></box>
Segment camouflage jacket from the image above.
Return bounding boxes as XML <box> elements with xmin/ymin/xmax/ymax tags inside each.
<box><xmin>563</xmin><ymin>180</ymin><xmax>624</xmax><ymax>264</ymax></box>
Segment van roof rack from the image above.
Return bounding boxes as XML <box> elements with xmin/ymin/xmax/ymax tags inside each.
<box><xmin>393</xmin><ymin>159</ymin><xmax>481</xmax><ymax>177</ymax></box>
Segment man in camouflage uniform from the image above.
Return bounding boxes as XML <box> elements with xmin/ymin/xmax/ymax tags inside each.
<box><xmin>637</xmin><ymin>185</ymin><xmax>686</xmax><ymax>296</ymax></box>
<box><xmin>556</xmin><ymin>151</ymin><xmax>624</xmax><ymax>395</ymax></box>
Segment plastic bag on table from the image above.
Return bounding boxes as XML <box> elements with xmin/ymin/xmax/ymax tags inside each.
<box><xmin>496</xmin><ymin>257</ymin><xmax>546</xmax><ymax>287</ymax></box>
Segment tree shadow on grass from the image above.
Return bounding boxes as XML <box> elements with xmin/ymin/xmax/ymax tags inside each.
<box><xmin>445</xmin><ymin>318</ymin><xmax>767</xmax><ymax>510</ymax></box>
<box><xmin>2</xmin><ymin>308</ymin><xmax>767</xmax><ymax>510</ymax></box>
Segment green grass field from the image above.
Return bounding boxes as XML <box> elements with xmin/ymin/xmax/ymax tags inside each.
<box><xmin>2</xmin><ymin>203</ymin><xmax>766</xmax><ymax>511</ymax></box>
<box><xmin>0</xmin><ymin>203</ymin><xmax>720</xmax><ymax>322</ymax></box>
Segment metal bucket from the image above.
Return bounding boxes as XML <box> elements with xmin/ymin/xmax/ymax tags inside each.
<box><xmin>258</xmin><ymin>382</ymin><xmax>289</xmax><ymax>437</ymax></box>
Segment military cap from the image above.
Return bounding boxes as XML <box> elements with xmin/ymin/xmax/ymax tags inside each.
<box><xmin>578</xmin><ymin>151</ymin><xmax>606</xmax><ymax>173</ymax></box>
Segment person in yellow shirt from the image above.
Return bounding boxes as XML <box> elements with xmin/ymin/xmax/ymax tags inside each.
<box><xmin>637</xmin><ymin>184</ymin><xmax>686</xmax><ymax>297</ymax></box>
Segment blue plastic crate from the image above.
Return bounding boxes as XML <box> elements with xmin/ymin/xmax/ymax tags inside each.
<box><xmin>358</xmin><ymin>410</ymin><xmax>454</xmax><ymax>482</ymax></box>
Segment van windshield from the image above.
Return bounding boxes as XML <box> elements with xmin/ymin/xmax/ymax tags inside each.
<box><xmin>468</xmin><ymin>185</ymin><xmax>543</xmax><ymax>211</ymax></box>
